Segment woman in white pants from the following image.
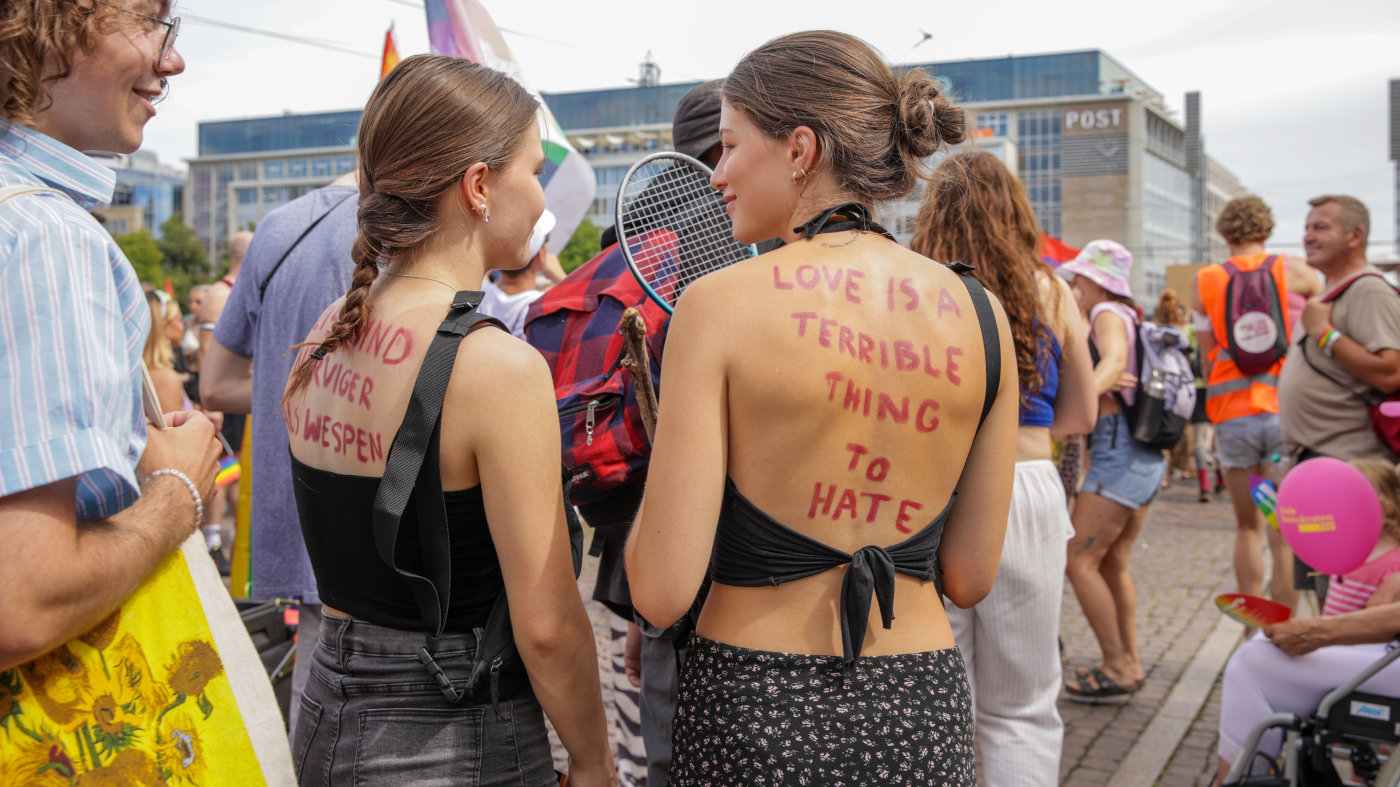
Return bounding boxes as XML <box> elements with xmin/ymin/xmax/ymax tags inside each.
<box><xmin>912</xmin><ymin>150</ymin><xmax>1097</xmax><ymax>785</ymax></box>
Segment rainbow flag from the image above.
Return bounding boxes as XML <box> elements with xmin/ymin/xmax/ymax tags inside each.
<box><xmin>423</xmin><ymin>0</ymin><xmax>594</xmax><ymax>253</ymax></box>
<box><xmin>216</xmin><ymin>454</ymin><xmax>241</xmax><ymax>489</ymax></box>
<box><xmin>1040</xmin><ymin>234</ymin><xmax>1079</xmax><ymax>268</ymax></box>
<box><xmin>381</xmin><ymin>23</ymin><xmax>400</xmax><ymax>80</ymax></box>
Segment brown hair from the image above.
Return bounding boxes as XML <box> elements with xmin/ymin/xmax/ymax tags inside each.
<box><xmin>1309</xmin><ymin>194</ymin><xmax>1370</xmax><ymax>248</ymax></box>
<box><xmin>1152</xmin><ymin>288</ymin><xmax>1184</xmax><ymax>326</ymax></box>
<box><xmin>284</xmin><ymin>54</ymin><xmax>537</xmax><ymax>402</ymax></box>
<box><xmin>911</xmin><ymin>150</ymin><xmax>1057</xmax><ymax>405</ymax></box>
<box><xmin>1351</xmin><ymin>459</ymin><xmax>1400</xmax><ymax>545</ymax></box>
<box><xmin>0</xmin><ymin>1</ymin><xmax>151</xmax><ymax>127</ymax></box>
<box><xmin>1215</xmin><ymin>195</ymin><xmax>1274</xmax><ymax>245</ymax></box>
<box><xmin>722</xmin><ymin>30</ymin><xmax>965</xmax><ymax>204</ymax></box>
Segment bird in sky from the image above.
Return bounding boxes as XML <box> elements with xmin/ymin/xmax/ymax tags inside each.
<box><xmin>914</xmin><ymin>29</ymin><xmax>933</xmax><ymax>48</ymax></box>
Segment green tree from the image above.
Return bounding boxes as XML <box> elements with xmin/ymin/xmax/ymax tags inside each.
<box><xmin>559</xmin><ymin>217</ymin><xmax>601</xmax><ymax>274</ymax></box>
<box><xmin>158</xmin><ymin>213</ymin><xmax>210</xmax><ymax>277</ymax></box>
<box><xmin>114</xmin><ymin>229</ymin><xmax>163</xmax><ymax>285</ymax></box>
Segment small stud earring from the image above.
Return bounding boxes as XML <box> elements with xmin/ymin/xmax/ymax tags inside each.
<box><xmin>482</xmin><ymin>205</ymin><xmax>490</xmax><ymax>223</ymax></box>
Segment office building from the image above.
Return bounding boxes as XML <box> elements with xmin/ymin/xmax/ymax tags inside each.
<box><xmin>90</xmin><ymin>149</ymin><xmax>186</xmax><ymax>239</ymax></box>
<box><xmin>185</xmin><ymin>109</ymin><xmax>360</xmax><ymax>261</ymax></box>
<box><xmin>544</xmin><ymin>49</ymin><xmax>1250</xmax><ymax>302</ymax></box>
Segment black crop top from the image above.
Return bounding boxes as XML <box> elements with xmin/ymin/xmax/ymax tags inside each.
<box><xmin>710</xmin><ymin>479</ymin><xmax>955</xmax><ymax>665</ymax></box>
<box><xmin>290</xmin><ymin>456</ymin><xmax>502</xmax><ymax>632</ymax></box>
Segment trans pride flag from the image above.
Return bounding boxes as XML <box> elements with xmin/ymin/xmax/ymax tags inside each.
<box><xmin>424</xmin><ymin>0</ymin><xmax>594</xmax><ymax>253</ymax></box>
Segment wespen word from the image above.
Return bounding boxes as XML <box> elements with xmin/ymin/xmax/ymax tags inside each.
<box><xmin>285</xmin><ymin>404</ymin><xmax>385</xmax><ymax>464</ymax></box>
<box><xmin>824</xmin><ymin>371</ymin><xmax>939</xmax><ymax>433</ymax></box>
<box><xmin>791</xmin><ymin>312</ymin><xmax>963</xmax><ymax>384</ymax></box>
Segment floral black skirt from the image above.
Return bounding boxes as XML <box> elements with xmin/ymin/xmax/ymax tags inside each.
<box><xmin>670</xmin><ymin>636</ymin><xmax>975</xmax><ymax>786</ymax></box>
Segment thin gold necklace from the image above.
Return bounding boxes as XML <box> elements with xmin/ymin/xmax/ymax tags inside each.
<box><xmin>385</xmin><ymin>271</ymin><xmax>457</xmax><ymax>292</ymax></box>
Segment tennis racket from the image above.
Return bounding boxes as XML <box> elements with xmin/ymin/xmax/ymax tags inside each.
<box><xmin>615</xmin><ymin>152</ymin><xmax>756</xmax><ymax>313</ymax></box>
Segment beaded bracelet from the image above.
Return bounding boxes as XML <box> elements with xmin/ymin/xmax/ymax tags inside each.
<box><xmin>147</xmin><ymin>468</ymin><xmax>205</xmax><ymax>527</ymax></box>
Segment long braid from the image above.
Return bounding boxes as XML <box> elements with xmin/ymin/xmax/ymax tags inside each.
<box><xmin>283</xmin><ymin>232</ymin><xmax>381</xmax><ymax>404</ymax></box>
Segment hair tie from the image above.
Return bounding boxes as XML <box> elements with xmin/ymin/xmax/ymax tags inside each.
<box><xmin>310</xmin><ymin>348</ymin><xmax>327</xmax><ymax>360</ymax></box>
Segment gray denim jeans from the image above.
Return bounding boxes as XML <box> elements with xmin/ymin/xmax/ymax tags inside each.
<box><xmin>293</xmin><ymin>615</ymin><xmax>555</xmax><ymax>786</ymax></box>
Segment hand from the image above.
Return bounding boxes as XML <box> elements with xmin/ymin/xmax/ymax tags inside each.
<box><xmin>564</xmin><ymin>758</ymin><xmax>618</xmax><ymax>787</ymax></box>
<box><xmin>139</xmin><ymin>410</ymin><xmax>222</xmax><ymax>503</ymax></box>
<box><xmin>1264</xmin><ymin>616</ymin><xmax>1334</xmax><ymax>656</ymax></box>
<box><xmin>624</xmin><ymin>622</ymin><xmax>642</xmax><ymax>688</ymax></box>
<box><xmin>1112</xmin><ymin>371</ymin><xmax>1138</xmax><ymax>392</ymax></box>
<box><xmin>1300</xmin><ymin>296</ymin><xmax>1334</xmax><ymax>338</ymax></box>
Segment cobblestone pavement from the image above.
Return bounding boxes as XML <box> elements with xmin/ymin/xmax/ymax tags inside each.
<box><xmin>576</xmin><ymin>476</ymin><xmax>1249</xmax><ymax>786</ymax></box>
<box><xmin>1059</xmin><ymin>478</ymin><xmax>1242</xmax><ymax>786</ymax></box>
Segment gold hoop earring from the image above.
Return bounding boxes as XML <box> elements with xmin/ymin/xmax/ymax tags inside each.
<box><xmin>791</xmin><ymin>168</ymin><xmax>808</xmax><ymax>185</ymax></box>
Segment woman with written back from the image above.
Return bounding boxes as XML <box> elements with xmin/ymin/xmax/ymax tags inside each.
<box><xmin>281</xmin><ymin>56</ymin><xmax>614</xmax><ymax>786</ymax></box>
<box><xmin>911</xmin><ymin>150</ymin><xmax>1097</xmax><ymax>786</ymax></box>
<box><xmin>626</xmin><ymin>31</ymin><xmax>1016</xmax><ymax>785</ymax></box>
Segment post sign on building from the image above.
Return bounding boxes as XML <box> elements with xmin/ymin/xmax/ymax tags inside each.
<box><xmin>1063</xmin><ymin>104</ymin><xmax>1126</xmax><ymax>134</ymax></box>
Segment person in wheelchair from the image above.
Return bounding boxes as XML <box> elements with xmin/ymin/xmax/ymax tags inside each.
<box><xmin>1216</xmin><ymin>460</ymin><xmax>1400</xmax><ymax>783</ymax></box>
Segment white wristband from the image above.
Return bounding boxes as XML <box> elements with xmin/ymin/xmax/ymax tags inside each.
<box><xmin>147</xmin><ymin>468</ymin><xmax>205</xmax><ymax>527</ymax></box>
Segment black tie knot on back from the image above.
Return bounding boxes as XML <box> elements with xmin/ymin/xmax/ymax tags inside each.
<box><xmin>839</xmin><ymin>544</ymin><xmax>898</xmax><ymax>667</ymax></box>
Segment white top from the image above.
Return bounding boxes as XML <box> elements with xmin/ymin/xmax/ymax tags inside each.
<box><xmin>477</xmin><ymin>279</ymin><xmax>543</xmax><ymax>340</ymax></box>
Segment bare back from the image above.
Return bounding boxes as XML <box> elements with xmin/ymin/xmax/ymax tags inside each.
<box><xmin>639</xmin><ymin>235</ymin><xmax>1016</xmax><ymax>658</ymax></box>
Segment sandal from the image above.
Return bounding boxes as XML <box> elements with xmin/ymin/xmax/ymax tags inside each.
<box><xmin>1064</xmin><ymin>667</ymin><xmax>1138</xmax><ymax>703</ymax></box>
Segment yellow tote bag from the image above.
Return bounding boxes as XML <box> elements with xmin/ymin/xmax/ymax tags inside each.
<box><xmin>0</xmin><ymin>535</ymin><xmax>295</xmax><ymax>785</ymax></box>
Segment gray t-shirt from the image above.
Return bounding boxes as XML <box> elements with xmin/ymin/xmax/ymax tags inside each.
<box><xmin>213</xmin><ymin>184</ymin><xmax>358</xmax><ymax>602</ymax></box>
<box><xmin>1278</xmin><ymin>271</ymin><xmax>1400</xmax><ymax>462</ymax></box>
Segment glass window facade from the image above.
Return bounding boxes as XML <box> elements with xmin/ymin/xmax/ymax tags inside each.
<box><xmin>543</xmin><ymin>83</ymin><xmax>701</xmax><ymax>131</ymax></box>
<box><xmin>237</xmin><ymin>162</ymin><xmax>257</xmax><ymax>181</ymax></box>
<box><xmin>313</xmin><ymin>157</ymin><xmax>331</xmax><ymax>177</ymax></box>
<box><xmin>916</xmin><ymin>52</ymin><xmax>1099</xmax><ymax>103</ymax></box>
<box><xmin>976</xmin><ymin>112</ymin><xmax>1009</xmax><ymax>138</ymax></box>
<box><xmin>1142</xmin><ymin>152</ymin><xmax>1193</xmax><ymax>299</ymax></box>
<box><xmin>335</xmin><ymin>155</ymin><xmax>355</xmax><ymax>175</ymax></box>
<box><xmin>198</xmin><ymin>110</ymin><xmax>362</xmax><ymax>156</ymax></box>
<box><xmin>264</xmin><ymin>160</ymin><xmax>283</xmax><ymax>180</ymax></box>
<box><xmin>288</xmin><ymin>158</ymin><xmax>307</xmax><ymax>178</ymax></box>
<box><xmin>1018</xmin><ymin>110</ymin><xmax>1063</xmax><ymax>238</ymax></box>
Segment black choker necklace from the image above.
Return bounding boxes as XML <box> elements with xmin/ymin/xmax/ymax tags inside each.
<box><xmin>793</xmin><ymin>202</ymin><xmax>895</xmax><ymax>244</ymax></box>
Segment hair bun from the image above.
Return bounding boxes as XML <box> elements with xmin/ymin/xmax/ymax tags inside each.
<box><xmin>896</xmin><ymin>70</ymin><xmax>965</xmax><ymax>158</ymax></box>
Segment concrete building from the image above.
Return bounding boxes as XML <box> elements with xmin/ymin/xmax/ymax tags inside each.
<box><xmin>90</xmin><ymin>149</ymin><xmax>186</xmax><ymax>239</ymax></box>
<box><xmin>185</xmin><ymin>109</ymin><xmax>359</xmax><ymax>262</ymax></box>
<box><xmin>543</xmin><ymin>49</ymin><xmax>1250</xmax><ymax>303</ymax></box>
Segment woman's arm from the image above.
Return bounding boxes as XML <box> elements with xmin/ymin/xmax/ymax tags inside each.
<box><xmin>626</xmin><ymin>278</ymin><xmax>729</xmax><ymax>629</ymax></box>
<box><xmin>1265</xmin><ymin>601</ymin><xmax>1400</xmax><ymax>656</ymax></box>
<box><xmin>467</xmin><ymin>334</ymin><xmax>614</xmax><ymax>783</ymax></box>
<box><xmin>939</xmin><ymin>293</ymin><xmax>1017</xmax><ymax>607</ymax></box>
<box><xmin>1089</xmin><ymin>308</ymin><xmax>1130</xmax><ymax>396</ymax></box>
<box><xmin>151</xmin><ymin>367</ymin><xmax>187</xmax><ymax>413</ymax></box>
<box><xmin>1048</xmin><ymin>276</ymin><xmax>1097</xmax><ymax>436</ymax></box>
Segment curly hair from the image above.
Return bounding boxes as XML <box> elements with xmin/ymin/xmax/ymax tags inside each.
<box><xmin>910</xmin><ymin>150</ymin><xmax>1059</xmax><ymax>406</ymax></box>
<box><xmin>283</xmin><ymin>55</ymin><xmax>537</xmax><ymax>403</ymax></box>
<box><xmin>1351</xmin><ymin>459</ymin><xmax>1400</xmax><ymax>545</ymax></box>
<box><xmin>0</xmin><ymin>1</ymin><xmax>121</xmax><ymax>127</ymax></box>
<box><xmin>722</xmin><ymin>30</ymin><xmax>966</xmax><ymax>205</ymax></box>
<box><xmin>1215</xmin><ymin>195</ymin><xmax>1274</xmax><ymax>246</ymax></box>
<box><xmin>1152</xmin><ymin>288</ymin><xmax>1184</xmax><ymax>326</ymax></box>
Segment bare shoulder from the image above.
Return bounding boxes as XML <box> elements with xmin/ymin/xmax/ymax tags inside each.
<box><xmin>450</xmin><ymin>326</ymin><xmax>553</xmax><ymax>399</ymax></box>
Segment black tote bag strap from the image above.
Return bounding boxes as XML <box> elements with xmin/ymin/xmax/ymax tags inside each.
<box><xmin>947</xmin><ymin>262</ymin><xmax>1002</xmax><ymax>431</ymax></box>
<box><xmin>372</xmin><ymin>290</ymin><xmax>504</xmax><ymax>638</ymax></box>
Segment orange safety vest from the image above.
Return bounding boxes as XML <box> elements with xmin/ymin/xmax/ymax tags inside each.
<box><xmin>1197</xmin><ymin>253</ymin><xmax>1291</xmax><ymax>423</ymax></box>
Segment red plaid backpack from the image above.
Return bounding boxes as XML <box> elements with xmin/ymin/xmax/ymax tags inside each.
<box><xmin>524</xmin><ymin>243</ymin><xmax>669</xmax><ymax>505</ymax></box>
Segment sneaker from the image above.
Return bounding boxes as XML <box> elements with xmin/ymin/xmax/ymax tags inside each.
<box><xmin>209</xmin><ymin>548</ymin><xmax>231</xmax><ymax>577</ymax></box>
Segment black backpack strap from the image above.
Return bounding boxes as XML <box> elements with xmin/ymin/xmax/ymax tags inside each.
<box><xmin>371</xmin><ymin>290</ymin><xmax>505</xmax><ymax>703</ymax></box>
<box><xmin>947</xmin><ymin>262</ymin><xmax>1001</xmax><ymax>431</ymax></box>
<box><xmin>257</xmin><ymin>192</ymin><xmax>355</xmax><ymax>301</ymax></box>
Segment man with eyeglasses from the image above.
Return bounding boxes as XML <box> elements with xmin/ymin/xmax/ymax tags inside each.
<box><xmin>0</xmin><ymin>0</ymin><xmax>215</xmax><ymax>672</ymax></box>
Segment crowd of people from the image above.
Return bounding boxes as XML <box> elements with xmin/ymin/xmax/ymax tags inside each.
<box><xmin>4</xmin><ymin>2</ymin><xmax>1400</xmax><ymax>785</ymax></box>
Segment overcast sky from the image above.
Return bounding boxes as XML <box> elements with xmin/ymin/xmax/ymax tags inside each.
<box><xmin>144</xmin><ymin>0</ymin><xmax>1399</xmax><ymax>255</ymax></box>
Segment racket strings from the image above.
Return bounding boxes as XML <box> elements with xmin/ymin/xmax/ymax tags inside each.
<box><xmin>619</xmin><ymin>159</ymin><xmax>751</xmax><ymax>306</ymax></box>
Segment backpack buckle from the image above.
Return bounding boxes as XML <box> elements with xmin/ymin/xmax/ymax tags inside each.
<box><xmin>417</xmin><ymin>642</ymin><xmax>465</xmax><ymax>703</ymax></box>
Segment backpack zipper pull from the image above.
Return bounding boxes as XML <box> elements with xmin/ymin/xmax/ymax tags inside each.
<box><xmin>585</xmin><ymin>399</ymin><xmax>599</xmax><ymax>446</ymax></box>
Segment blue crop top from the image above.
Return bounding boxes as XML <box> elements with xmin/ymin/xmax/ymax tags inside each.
<box><xmin>1018</xmin><ymin>330</ymin><xmax>1063</xmax><ymax>428</ymax></box>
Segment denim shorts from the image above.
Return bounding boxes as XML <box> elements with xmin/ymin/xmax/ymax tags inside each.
<box><xmin>293</xmin><ymin>615</ymin><xmax>556</xmax><ymax>787</ymax></box>
<box><xmin>1213</xmin><ymin>412</ymin><xmax>1284</xmax><ymax>469</ymax></box>
<box><xmin>1081</xmin><ymin>412</ymin><xmax>1168</xmax><ymax>510</ymax></box>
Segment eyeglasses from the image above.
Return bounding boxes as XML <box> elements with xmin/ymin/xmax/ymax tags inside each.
<box><xmin>94</xmin><ymin>1</ymin><xmax>181</xmax><ymax>65</ymax></box>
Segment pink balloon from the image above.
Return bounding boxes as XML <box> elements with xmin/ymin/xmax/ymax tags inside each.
<box><xmin>1276</xmin><ymin>458</ymin><xmax>1382</xmax><ymax>575</ymax></box>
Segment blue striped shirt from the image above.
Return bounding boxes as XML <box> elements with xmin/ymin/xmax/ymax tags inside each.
<box><xmin>0</xmin><ymin>124</ymin><xmax>149</xmax><ymax>519</ymax></box>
